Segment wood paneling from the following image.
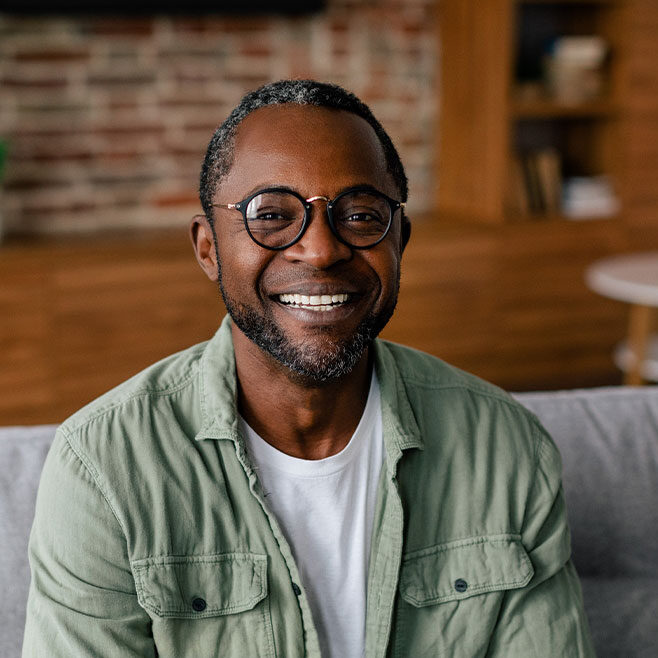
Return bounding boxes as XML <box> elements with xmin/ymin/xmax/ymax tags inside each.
<box><xmin>2</xmin><ymin>217</ymin><xmax>639</xmax><ymax>430</ymax></box>
<box><xmin>436</xmin><ymin>0</ymin><xmax>512</xmax><ymax>221</ymax></box>
<box><xmin>383</xmin><ymin>215</ymin><xmax>631</xmax><ymax>390</ymax></box>
<box><xmin>616</xmin><ymin>1</ymin><xmax>658</xmax><ymax>247</ymax></box>
<box><xmin>0</xmin><ymin>230</ymin><xmax>223</xmax><ymax>424</ymax></box>
<box><xmin>0</xmin><ymin>215</ymin><xmax>644</xmax><ymax>426</ymax></box>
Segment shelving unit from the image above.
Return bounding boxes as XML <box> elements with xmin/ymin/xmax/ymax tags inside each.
<box><xmin>430</xmin><ymin>0</ymin><xmax>658</xmax><ymax>389</ymax></box>
<box><xmin>437</xmin><ymin>0</ymin><xmax>627</xmax><ymax>225</ymax></box>
<box><xmin>510</xmin><ymin>99</ymin><xmax>619</xmax><ymax>119</ymax></box>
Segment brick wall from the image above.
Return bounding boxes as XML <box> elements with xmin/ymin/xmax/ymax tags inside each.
<box><xmin>0</xmin><ymin>0</ymin><xmax>437</xmax><ymax>235</ymax></box>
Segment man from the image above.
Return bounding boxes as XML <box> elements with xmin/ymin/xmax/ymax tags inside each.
<box><xmin>23</xmin><ymin>80</ymin><xmax>594</xmax><ymax>657</ymax></box>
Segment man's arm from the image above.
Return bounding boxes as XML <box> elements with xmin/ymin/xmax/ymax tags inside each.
<box><xmin>486</xmin><ymin>427</ymin><xmax>595</xmax><ymax>657</ymax></box>
<box><xmin>22</xmin><ymin>429</ymin><xmax>155</xmax><ymax>657</ymax></box>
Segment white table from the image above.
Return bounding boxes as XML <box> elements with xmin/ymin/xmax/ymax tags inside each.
<box><xmin>586</xmin><ymin>251</ymin><xmax>658</xmax><ymax>385</ymax></box>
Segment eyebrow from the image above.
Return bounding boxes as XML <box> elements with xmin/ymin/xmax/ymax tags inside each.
<box><xmin>232</xmin><ymin>182</ymin><xmax>388</xmax><ymax>201</ymax></box>
<box><xmin>246</xmin><ymin>184</ymin><xmax>298</xmax><ymax>196</ymax></box>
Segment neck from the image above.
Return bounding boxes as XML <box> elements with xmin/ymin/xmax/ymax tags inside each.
<box><xmin>232</xmin><ymin>325</ymin><xmax>372</xmax><ymax>460</ymax></box>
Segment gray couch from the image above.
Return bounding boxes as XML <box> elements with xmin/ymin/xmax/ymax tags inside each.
<box><xmin>3</xmin><ymin>387</ymin><xmax>658</xmax><ymax>657</ymax></box>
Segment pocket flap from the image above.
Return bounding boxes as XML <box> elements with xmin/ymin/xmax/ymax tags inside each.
<box><xmin>400</xmin><ymin>534</ymin><xmax>533</xmax><ymax>607</ymax></box>
<box><xmin>132</xmin><ymin>552</ymin><xmax>268</xmax><ymax>619</ymax></box>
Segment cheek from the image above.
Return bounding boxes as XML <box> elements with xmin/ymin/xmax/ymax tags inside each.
<box><xmin>217</xmin><ymin>242</ymin><xmax>272</xmax><ymax>293</ymax></box>
<box><xmin>366</xmin><ymin>246</ymin><xmax>401</xmax><ymax>295</ymax></box>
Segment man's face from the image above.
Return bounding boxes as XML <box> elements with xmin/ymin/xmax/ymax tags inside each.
<box><xmin>207</xmin><ymin>104</ymin><xmax>406</xmax><ymax>383</ymax></box>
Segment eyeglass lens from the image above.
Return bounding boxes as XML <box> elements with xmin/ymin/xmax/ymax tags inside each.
<box><xmin>245</xmin><ymin>190</ymin><xmax>392</xmax><ymax>249</ymax></box>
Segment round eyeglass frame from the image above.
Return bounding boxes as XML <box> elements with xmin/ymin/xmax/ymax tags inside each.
<box><xmin>213</xmin><ymin>185</ymin><xmax>405</xmax><ymax>251</ymax></box>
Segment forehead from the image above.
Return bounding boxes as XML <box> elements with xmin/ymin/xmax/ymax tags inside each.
<box><xmin>217</xmin><ymin>104</ymin><xmax>393</xmax><ymax>198</ymax></box>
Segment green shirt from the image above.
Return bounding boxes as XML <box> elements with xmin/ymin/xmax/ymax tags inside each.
<box><xmin>23</xmin><ymin>317</ymin><xmax>594</xmax><ymax>657</ymax></box>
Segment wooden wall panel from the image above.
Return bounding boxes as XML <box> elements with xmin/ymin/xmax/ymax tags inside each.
<box><xmin>436</xmin><ymin>0</ymin><xmax>512</xmax><ymax>221</ymax></box>
<box><xmin>618</xmin><ymin>0</ymin><xmax>658</xmax><ymax>248</ymax></box>
<box><xmin>0</xmin><ymin>231</ymin><xmax>223</xmax><ymax>424</ymax></box>
<box><xmin>0</xmin><ymin>217</ymin><xmax>636</xmax><ymax>425</ymax></box>
<box><xmin>384</xmin><ymin>217</ymin><xmax>630</xmax><ymax>392</ymax></box>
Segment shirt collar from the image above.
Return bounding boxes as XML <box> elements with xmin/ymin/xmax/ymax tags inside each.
<box><xmin>195</xmin><ymin>316</ymin><xmax>424</xmax><ymax>463</ymax></box>
<box><xmin>195</xmin><ymin>315</ymin><xmax>242</xmax><ymax>443</ymax></box>
<box><xmin>373</xmin><ymin>339</ymin><xmax>424</xmax><ymax>474</ymax></box>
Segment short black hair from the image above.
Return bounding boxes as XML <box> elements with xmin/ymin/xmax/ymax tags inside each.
<box><xmin>199</xmin><ymin>79</ymin><xmax>408</xmax><ymax>221</ymax></box>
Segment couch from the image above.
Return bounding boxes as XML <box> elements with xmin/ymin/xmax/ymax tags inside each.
<box><xmin>2</xmin><ymin>386</ymin><xmax>658</xmax><ymax>657</ymax></box>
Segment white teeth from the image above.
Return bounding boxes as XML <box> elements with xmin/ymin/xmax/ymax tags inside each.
<box><xmin>278</xmin><ymin>293</ymin><xmax>349</xmax><ymax>310</ymax></box>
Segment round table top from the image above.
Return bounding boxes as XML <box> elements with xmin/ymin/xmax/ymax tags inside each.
<box><xmin>586</xmin><ymin>251</ymin><xmax>658</xmax><ymax>306</ymax></box>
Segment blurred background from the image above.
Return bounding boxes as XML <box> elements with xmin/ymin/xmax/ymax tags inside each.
<box><xmin>1</xmin><ymin>0</ymin><xmax>657</xmax><ymax>424</ymax></box>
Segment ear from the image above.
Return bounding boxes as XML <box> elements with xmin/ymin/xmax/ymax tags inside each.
<box><xmin>400</xmin><ymin>216</ymin><xmax>411</xmax><ymax>254</ymax></box>
<box><xmin>189</xmin><ymin>214</ymin><xmax>219</xmax><ymax>282</ymax></box>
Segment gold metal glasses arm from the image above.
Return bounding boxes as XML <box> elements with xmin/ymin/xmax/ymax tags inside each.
<box><xmin>213</xmin><ymin>198</ymin><xmax>405</xmax><ymax>210</ymax></box>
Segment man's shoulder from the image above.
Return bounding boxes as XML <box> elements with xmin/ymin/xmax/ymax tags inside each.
<box><xmin>376</xmin><ymin>339</ymin><xmax>550</xmax><ymax>449</ymax></box>
<box><xmin>60</xmin><ymin>340</ymin><xmax>209</xmax><ymax>437</ymax></box>
<box><xmin>377</xmin><ymin>338</ymin><xmax>514</xmax><ymax>404</ymax></box>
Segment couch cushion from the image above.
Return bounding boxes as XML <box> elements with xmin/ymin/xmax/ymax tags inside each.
<box><xmin>580</xmin><ymin>577</ymin><xmax>658</xmax><ymax>658</ymax></box>
<box><xmin>0</xmin><ymin>425</ymin><xmax>57</xmax><ymax>658</ymax></box>
<box><xmin>514</xmin><ymin>387</ymin><xmax>658</xmax><ymax>578</ymax></box>
<box><xmin>4</xmin><ymin>388</ymin><xmax>658</xmax><ymax>656</ymax></box>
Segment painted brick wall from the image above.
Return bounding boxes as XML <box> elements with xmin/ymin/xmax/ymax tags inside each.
<box><xmin>0</xmin><ymin>0</ymin><xmax>437</xmax><ymax>235</ymax></box>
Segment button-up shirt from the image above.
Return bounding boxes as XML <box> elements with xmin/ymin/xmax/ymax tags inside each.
<box><xmin>23</xmin><ymin>316</ymin><xmax>594</xmax><ymax>657</ymax></box>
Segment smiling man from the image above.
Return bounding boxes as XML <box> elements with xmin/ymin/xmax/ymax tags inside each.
<box><xmin>24</xmin><ymin>80</ymin><xmax>594</xmax><ymax>657</ymax></box>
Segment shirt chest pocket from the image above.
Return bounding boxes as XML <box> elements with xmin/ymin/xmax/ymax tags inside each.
<box><xmin>132</xmin><ymin>552</ymin><xmax>275</xmax><ymax>658</ymax></box>
<box><xmin>391</xmin><ymin>535</ymin><xmax>534</xmax><ymax>658</ymax></box>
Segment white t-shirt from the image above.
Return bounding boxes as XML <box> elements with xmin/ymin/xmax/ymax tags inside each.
<box><xmin>239</xmin><ymin>371</ymin><xmax>383</xmax><ymax>658</ymax></box>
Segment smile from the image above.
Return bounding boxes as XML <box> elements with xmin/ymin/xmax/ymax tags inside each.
<box><xmin>278</xmin><ymin>293</ymin><xmax>350</xmax><ymax>312</ymax></box>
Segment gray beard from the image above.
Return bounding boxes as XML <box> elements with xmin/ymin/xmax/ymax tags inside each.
<box><xmin>217</xmin><ymin>265</ymin><xmax>398</xmax><ymax>385</ymax></box>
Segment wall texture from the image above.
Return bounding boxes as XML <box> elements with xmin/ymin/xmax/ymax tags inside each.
<box><xmin>0</xmin><ymin>0</ymin><xmax>437</xmax><ymax>235</ymax></box>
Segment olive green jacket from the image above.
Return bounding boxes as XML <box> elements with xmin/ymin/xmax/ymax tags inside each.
<box><xmin>23</xmin><ymin>317</ymin><xmax>594</xmax><ymax>657</ymax></box>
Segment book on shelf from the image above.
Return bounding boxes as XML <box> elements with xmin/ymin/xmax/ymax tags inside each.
<box><xmin>507</xmin><ymin>148</ymin><xmax>562</xmax><ymax>218</ymax></box>
<box><xmin>507</xmin><ymin>156</ymin><xmax>530</xmax><ymax>216</ymax></box>
<box><xmin>535</xmin><ymin>149</ymin><xmax>562</xmax><ymax>214</ymax></box>
<box><xmin>543</xmin><ymin>36</ymin><xmax>609</xmax><ymax>104</ymax></box>
<box><xmin>562</xmin><ymin>176</ymin><xmax>620</xmax><ymax>219</ymax></box>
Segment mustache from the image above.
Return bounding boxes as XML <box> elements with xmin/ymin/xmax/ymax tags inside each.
<box><xmin>261</xmin><ymin>266</ymin><xmax>377</xmax><ymax>293</ymax></box>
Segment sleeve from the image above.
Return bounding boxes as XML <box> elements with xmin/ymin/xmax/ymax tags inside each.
<box><xmin>22</xmin><ymin>429</ymin><xmax>156</xmax><ymax>658</ymax></box>
<box><xmin>485</xmin><ymin>426</ymin><xmax>596</xmax><ymax>657</ymax></box>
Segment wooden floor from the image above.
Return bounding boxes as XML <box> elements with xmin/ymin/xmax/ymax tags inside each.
<box><xmin>0</xmin><ymin>215</ymin><xmax>643</xmax><ymax>425</ymax></box>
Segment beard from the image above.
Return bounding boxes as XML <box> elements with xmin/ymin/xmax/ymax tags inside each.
<box><xmin>217</xmin><ymin>262</ymin><xmax>399</xmax><ymax>385</ymax></box>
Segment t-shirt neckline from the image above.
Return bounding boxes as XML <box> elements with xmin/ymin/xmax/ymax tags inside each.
<box><xmin>239</xmin><ymin>369</ymin><xmax>380</xmax><ymax>478</ymax></box>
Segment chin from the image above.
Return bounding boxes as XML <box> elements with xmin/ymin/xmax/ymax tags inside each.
<box><xmin>228</xmin><ymin>300</ymin><xmax>394</xmax><ymax>384</ymax></box>
<box><xmin>244</xmin><ymin>313</ymin><xmax>371</xmax><ymax>383</ymax></box>
<box><xmin>219</xmin><ymin>273</ymin><xmax>398</xmax><ymax>383</ymax></box>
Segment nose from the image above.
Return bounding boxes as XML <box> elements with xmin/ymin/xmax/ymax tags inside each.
<box><xmin>282</xmin><ymin>200</ymin><xmax>352</xmax><ymax>268</ymax></box>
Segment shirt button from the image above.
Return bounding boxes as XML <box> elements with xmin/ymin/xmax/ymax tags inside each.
<box><xmin>192</xmin><ymin>597</ymin><xmax>207</xmax><ymax>612</ymax></box>
<box><xmin>454</xmin><ymin>579</ymin><xmax>468</xmax><ymax>593</ymax></box>
<box><xmin>292</xmin><ymin>582</ymin><xmax>302</xmax><ymax>596</ymax></box>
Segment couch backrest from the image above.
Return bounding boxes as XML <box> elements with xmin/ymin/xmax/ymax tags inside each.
<box><xmin>0</xmin><ymin>425</ymin><xmax>57</xmax><ymax>658</ymax></box>
<box><xmin>514</xmin><ymin>386</ymin><xmax>658</xmax><ymax>578</ymax></box>
<box><xmin>3</xmin><ymin>387</ymin><xmax>658</xmax><ymax>657</ymax></box>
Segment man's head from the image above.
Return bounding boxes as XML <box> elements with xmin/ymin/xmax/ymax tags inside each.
<box><xmin>199</xmin><ymin>79</ymin><xmax>409</xmax><ymax>222</ymax></box>
<box><xmin>192</xmin><ymin>80</ymin><xmax>411</xmax><ymax>385</ymax></box>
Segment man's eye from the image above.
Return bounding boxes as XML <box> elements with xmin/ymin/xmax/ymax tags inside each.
<box><xmin>342</xmin><ymin>211</ymin><xmax>385</xmax><ymax>225</ymax></box>
<box><xmin>248</xmin><ymin>209</ymin><xmax>296</xmax><ymax>223</ymax></box>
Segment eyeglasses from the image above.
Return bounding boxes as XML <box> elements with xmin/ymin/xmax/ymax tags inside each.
<box><xmin>213</xmin><ymin>185</ymin><xmax>405</xmax><ymax>251</ymax></box>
